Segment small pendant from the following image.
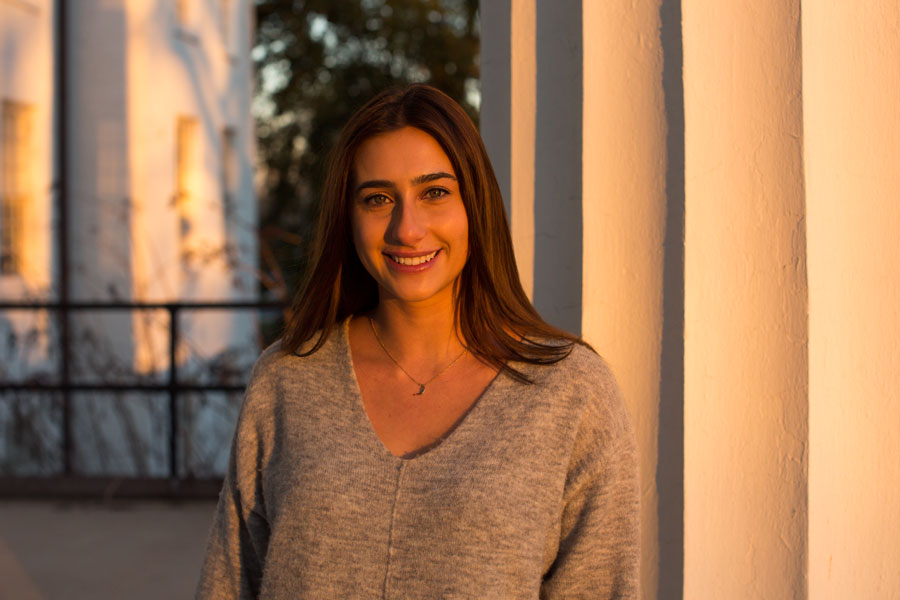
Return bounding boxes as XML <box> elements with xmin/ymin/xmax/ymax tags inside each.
<box><xmin>414</xmin><ymin>384</ymin><xmax>426</xmax><ymax>396</ymax></box>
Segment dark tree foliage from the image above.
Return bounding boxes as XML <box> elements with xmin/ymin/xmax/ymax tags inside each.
<box><xmin>253</xmin><ymin>0</ymin><xmax>480</xmax><ymax>301</ymax></box>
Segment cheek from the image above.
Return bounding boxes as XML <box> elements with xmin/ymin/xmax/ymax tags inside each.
<box><xmin>458</xmin><ymin>226</ymin><xmax>469</xmax><ymax>258</ymax></box>
<box><xmin>455</xmin><ymin>207</ymin><xmax>470</xmax><ymax>258</ymax></box>
<box><xmin>350</xmin><ymin>212</ymin><xmax>371</xmax><ymax>263</ymax></box>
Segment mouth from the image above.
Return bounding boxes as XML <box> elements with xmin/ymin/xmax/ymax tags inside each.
<box><xmin>384</xmin><ymin>250</ymin><xmax>439</xmax><ymax>266</ymax></box>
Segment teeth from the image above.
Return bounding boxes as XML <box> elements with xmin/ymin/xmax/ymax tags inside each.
<box><xmin>390</xmin><ymin>251</ymin><xmax>438</xmax><ymax>266</ymax></box>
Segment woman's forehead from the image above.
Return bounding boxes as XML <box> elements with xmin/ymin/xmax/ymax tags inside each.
<box><xmin>353</xmin><ymin>127</ymin><xmax>455</xmax><ymax>181</ymax></box>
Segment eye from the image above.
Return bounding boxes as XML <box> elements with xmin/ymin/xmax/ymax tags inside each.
<box><xmin>423</xmin><ymin>187</ymin><xmax>449</xmax><ymax>200</ymax></box>
<box><xmin>364</xmin><ymin>193</ymin><xmax>392</xmax><ymax>207</ymax></box>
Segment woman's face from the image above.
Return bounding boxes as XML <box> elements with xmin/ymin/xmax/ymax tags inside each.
<box><xmin>350</xmin><ymin>126</ymin><xmax>469</xmax><ymax>308</ymax></box>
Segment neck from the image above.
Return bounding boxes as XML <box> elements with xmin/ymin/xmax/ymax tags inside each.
<box><xmin>370</xmin><ymin>297</ymin><xmax>464</xmax><ymax>365</ymax></box>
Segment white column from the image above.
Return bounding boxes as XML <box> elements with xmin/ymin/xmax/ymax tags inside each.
<box><xmin>481</xmin><ymin>0</ymin><xmax>582</xmax><ymax>332</ymax></box>
<box><xmin>479</xmin><ymin>0</ymin><xmax>535</xmax><ymax>300</ymax></box>
<box><xmin>484</xmin><ymin>2</ymin><xmax>674</xmax><ymax>597</ymax></box>
<box><xmin>581</xmin><ymin>2</ymin><xmax>668</xmax><ymax>598</ymax></box>
<box><xmin>509</xmin><ymin>0</ymin><xmax>535</xmax><ymax>300</ymax></box>
<box><xmin>683</xmin><ymin>1</ymin><xmax>808</xmax><ymax>597</ymax></box>
<box><xmin>804</xmin><ymin>3</ymin><xmax>900</xmax><ymax>597</ymax></box>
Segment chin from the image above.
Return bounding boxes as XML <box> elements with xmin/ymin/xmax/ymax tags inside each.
<box><xmin>379</xmin><ymin>280</ymin><xmax>455</xmax><ymax>305</ymax></box>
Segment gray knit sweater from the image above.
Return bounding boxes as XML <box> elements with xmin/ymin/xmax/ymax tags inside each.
<box><xmin>196</xmin><ymin>320</ymin><xmax>639</xmax><ymax>599</ymax></box>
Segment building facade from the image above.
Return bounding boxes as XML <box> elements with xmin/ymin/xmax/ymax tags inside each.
<box><xmin>0</xmin><ymin>0</ymin><xmax>258</xmax><ymax>478</ymax></box>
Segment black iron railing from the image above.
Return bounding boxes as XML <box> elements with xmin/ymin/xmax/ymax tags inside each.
<box><xmin>0</xmin><ymin>300</ymin><xmax>283</xmax><ymax>498</ymax></box>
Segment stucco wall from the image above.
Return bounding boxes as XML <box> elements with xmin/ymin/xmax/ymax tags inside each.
<box><xmin>124</xmin><ymin>0</ymin><xmax>258</xmax><ymax>380</ymax></box>
<box><xmin>63</xmin><ymin>0</ymin><xmax>257</xmax><ymax>366</ymax></box>
<box><xmin>581</xmin><ymin>2</ymin><xmax>667</xmax><ymax>597</ymax></box>
<box><xmin>480</xmin><ymin>0</ymin><xmax>900</xmax><ymax>596</ymax></box>
<box><xmin>683</xmin><ymin>0</ymin><xmax>808</xmax><ymax>597</ymax></box>
<box><xmin>0</xmin><ymin>0</ymin><xmax>54</xmax><ymax>298</ymax></box>
<box><xmin>127</xmin><ymin>0</ymin><xmax>257</xmax><ymax>305</ymax></box>
<box><xmin>804</xmin><ymin>3</ymin><xmax>900</xmax><ymax>597</ymax></box>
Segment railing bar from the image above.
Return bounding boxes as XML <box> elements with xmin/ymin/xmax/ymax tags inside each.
<box><xmin>60</xmin><ymin>300</ymin><xmax>72</xmax><ymax>476</ymax></box>
<box><xmin>0</xmin><ymin>384</ymin><xmax>247</xmax><ymax>392</ymax></box>
<box><xmin>56</xmin><ymin>0</ymin><xmax>72</xmax><ymax>478</ymax></box>
<box><xmin>0</xmin><ymin>476</ymin><xmax>224</xmax><ymax>500</ymax></box>
<box><xmin>168</xmin><ymin>304</ymin><xmax>178</xmax><ymax>480</ymax></box>
<box><xmin>0</xmin><ymin>300</ymin><xmax>277</xmax><ymax>487</ymax></box>
<box><xmin>0</xmin><ymin>301</ymin><xmax>283</xmax><ymax>310</ymax></box>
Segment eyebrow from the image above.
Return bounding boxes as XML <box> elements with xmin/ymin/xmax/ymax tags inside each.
<box><xmin>355</xmin><ymin>171</ymin><xmax>457</xmax><ymax>194</ymax></box>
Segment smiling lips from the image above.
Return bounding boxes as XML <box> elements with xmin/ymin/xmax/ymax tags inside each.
<box><xmin>385</xmin><ymin>250</ymin><xmax>439</xmax><ymax>267</ymax></box>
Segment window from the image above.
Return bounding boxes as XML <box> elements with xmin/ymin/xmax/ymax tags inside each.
<box><xmin>221</xmin><ymin>127</ymin><xmax>237</xmax><ymax>211</ymax></box>
<box><xmin>175</xmin><ymin>0</ymin><xmax>200</xmax><ymax>45</ymax></box>
<box><xmin>1</xmin><ymin>100</ymin><xmax>32</xmax><ymax>276</ymax></box>
<box><xmin>175</xmin><ymin>116</ymin><xmax>198</xmax><ymax>262</ymax></box>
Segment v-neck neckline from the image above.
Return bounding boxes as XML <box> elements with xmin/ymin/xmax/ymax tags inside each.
<box><xmin>340</xmin><ymin>316</ymin><xmax>504</xmax><ymax>463</ymax></box>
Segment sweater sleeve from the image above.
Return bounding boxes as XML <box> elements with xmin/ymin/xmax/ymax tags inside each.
<box><xmin>540</xmin><ymin>364</ymin><xmax>640</xmax><ymax>599</ymax></box>
<box><xmin>195</xmin><ymin>359</ymin><xmax>275</xmax><ymax>599</ymax></box>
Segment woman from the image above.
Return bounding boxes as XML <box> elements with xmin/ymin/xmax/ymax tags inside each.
<box><xmin>196</xmin><ymin>84</ymin><xmax>639</xmax><ymax>599</ymax></box>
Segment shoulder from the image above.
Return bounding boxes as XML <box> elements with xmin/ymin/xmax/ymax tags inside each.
<box><xmin>526</xmin><ymin>342</ymin><xmax>633</xmax><ymax>445</ymax></box>
<box><xmin>248</xmin><ymin>338</ymin><xmax>287</xmax><ymax>377</ymax></box>
<box><xmin>553</xmin><ymin>343</ymin><xmax>620</xmax><ymax>397</ymax></box>
<box><xmin>241</xmin><ymin>325</ymin><xmax>347</xmax><ymax>410</ymax></box>
<box><xmin>525</xmin><ymin>342</ymin><xmax>620</xmax><ymax>403</ymax></box>
<box><xmin>243</xmin><ymin>339</ymin><xmax>292</xmax><ymax>394</ymax></box>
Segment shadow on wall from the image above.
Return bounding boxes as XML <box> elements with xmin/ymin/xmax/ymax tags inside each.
<box><xmin>532</xmin><ymin>0</ymin><xmax>582</xmax><ymax>336</ymax></box>
<box><xmin>657</xmin><ymin>0</ymin><xmax>685</xmax><ymax>599</ymax></box>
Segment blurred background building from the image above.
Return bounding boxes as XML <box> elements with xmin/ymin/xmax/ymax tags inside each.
<box><xmin>0</xmin><ymin>0</ymin><xmax>258</xmax><ymax>479</ymax></box>
<box><xmin>1</xmin><ymin>0</ymin><xmax>55</xmax><ymax>375</ymax></box>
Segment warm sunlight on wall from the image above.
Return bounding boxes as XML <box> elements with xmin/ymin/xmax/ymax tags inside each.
<box><xmin>482</xmin><ymin>1</ymin><xmax>900</xmax><ymax>598</ymax></box>
<box><xmin>0</xmin><ymin>0</ymin><xmax>54</xmax><ymax>299</ymax></box>
<box><xmin>581</xmin><ymin>3</ymin><xmax>667</xmax><ymax>597</ymax></box>
<box><xmin>683</xmin><ymin>2</ymin><xmax>809</xmax><ymax>598</ymax></box>
<box><xmin>0</xmin><ymin>0</ymin><xmax>55</xmax><ymax>380</ymax></box>
<box><xmin>804</xmin><ymin>3</ymin><xmax>900</xmax><ymax>597</ymax></box>
<box><xmin>0</xmin><ymin>1</ymin><xmax>257</xmax><ymax>379</ymax></box>
<box><xmin>70</xmin><ymin>0</ymin><xmax>260</xmax><ymax>375</ymax></box>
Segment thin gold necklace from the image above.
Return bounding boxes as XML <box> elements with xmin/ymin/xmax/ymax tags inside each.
<box><xmin>368</xmin><ymin>317</ymin><xmax>467</xmax><ymax>396</ymax></box>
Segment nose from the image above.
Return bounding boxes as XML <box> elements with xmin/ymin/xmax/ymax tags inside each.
<box><xmin>387</xmin><ymin>194</ymin><xmax>426</xmax><ymax>246</ymax></box>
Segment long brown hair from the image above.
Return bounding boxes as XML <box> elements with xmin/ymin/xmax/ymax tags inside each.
<box><xmin>282</xmin><ymin>84</ymin><xmax>584</xmax><ymax>382</ymax></box>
